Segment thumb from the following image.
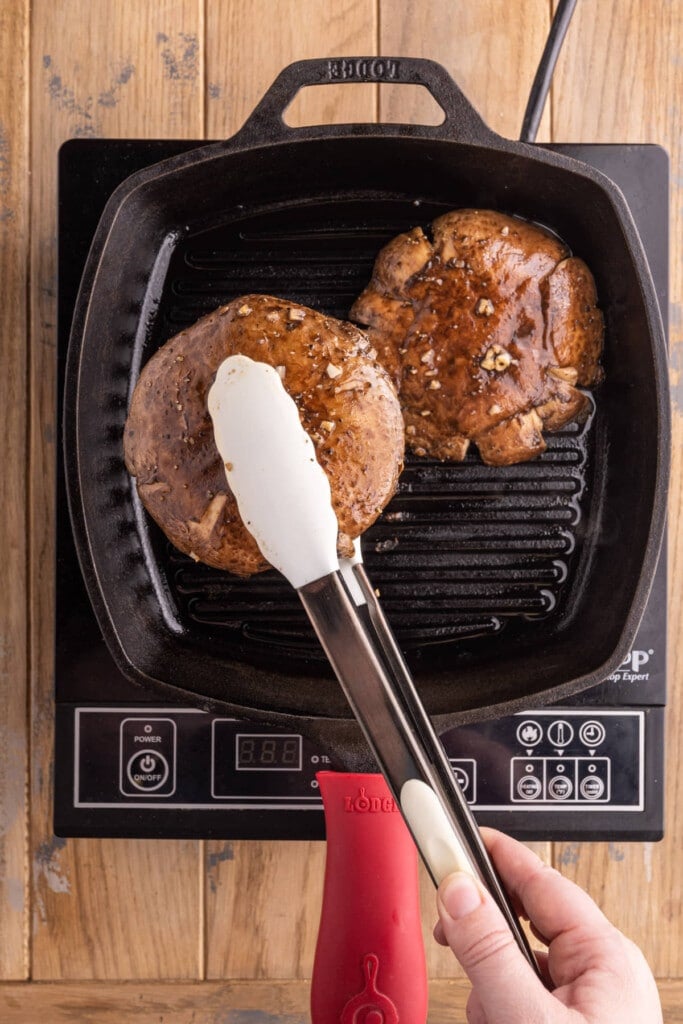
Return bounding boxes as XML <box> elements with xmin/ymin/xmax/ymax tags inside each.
<box><xmin>437</xmin><ymin>872</ymin><xmax>551</xmax><ymax>1023</ymax></box>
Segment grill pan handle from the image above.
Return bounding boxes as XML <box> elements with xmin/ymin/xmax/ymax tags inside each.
<box><xmin>231</xmin><ymin>56</ymin><xmax>499</xmax><ymax>147</ymax></box>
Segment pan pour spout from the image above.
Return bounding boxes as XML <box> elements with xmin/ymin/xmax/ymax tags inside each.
<box><xmin>207</xmin><ymin>353</ymin><xmax>544</xmax><ymax>984</ymax></box>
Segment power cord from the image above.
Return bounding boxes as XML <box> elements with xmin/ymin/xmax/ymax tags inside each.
<box><xmin>520</xmin><ymin>0</ymin><xmax>578</xmax><ymax>143</ymax></box>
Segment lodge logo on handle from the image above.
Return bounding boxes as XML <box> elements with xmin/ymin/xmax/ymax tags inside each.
<box><xmin>343</xmin><ymin>785</ymin><xmax>398</xmax><ymax>814</ymax></box>
<box><xmin>327</xmin><ymin>58</ymin><xmax>400</xmax><ymax>82</ymax></box>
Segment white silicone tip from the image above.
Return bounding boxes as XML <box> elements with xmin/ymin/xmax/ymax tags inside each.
<box><xmin>208</xmin><ymin>354</ymin><xmax>339</xmax><ymax>589</ymax></box>
<box><xmin>400</xmin><ymin>778</ymin><xmax>476</xmax><ymax>884</ymax></box>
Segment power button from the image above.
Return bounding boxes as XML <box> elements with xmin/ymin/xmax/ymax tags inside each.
<box><xmin>126</xmin><ymin>750</ymin><xmax>170</xmax><ymax>792</ymax></box>
<box><xmin>119</xmin><ymin>718</ymin><xmax>176</xmax><ymax>797</ymax></box>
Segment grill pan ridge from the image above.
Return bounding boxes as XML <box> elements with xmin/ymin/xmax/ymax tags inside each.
<box><xmin>153</xmin><ymin>202</ymin><xmax>596</xmax><ymax>667</ymax></box>
<box><xmin>64</xmin><ymin>58</ymin><xmax>669</xmax><ymax>758</ymax></box>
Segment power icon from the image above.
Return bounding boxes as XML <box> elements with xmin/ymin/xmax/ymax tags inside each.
<box><xmin>126</xmin><ymin>750</ymin><xmax>170</xmax><ymax>793</ymax></box>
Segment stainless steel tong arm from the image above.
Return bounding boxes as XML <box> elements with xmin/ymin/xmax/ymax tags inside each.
<box><xmin>298</xmin><ymin>570</ymin><xmax>542</xmax><ymax>982</ymax></box>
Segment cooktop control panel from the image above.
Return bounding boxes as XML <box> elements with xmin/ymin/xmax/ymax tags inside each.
<box><xmin>58</xmin><ymin>704</ymin><xmax>662</xmax><ymax>840</ymax></box>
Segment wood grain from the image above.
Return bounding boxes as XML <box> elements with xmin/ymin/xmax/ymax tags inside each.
<box><xmin>205</xmin><ymin>840</ymin><xmax>325</xmax><ymax>980</ymax></box>
<box><xmin>28</xmin><ymin>0</ymin><xmax>204</xmax><ymax>980</ymax></box>
<box><xmin>1</xmin><ymin>978</ymin><xmax>683</xmax><ymax>1022</ymax></box>
<box><xmin>205</xmin><ymin>0</ymin><xmax>377</xmax><ymax>139</ymax></box>
<box><xmin>0</xmin><ymin>0</ymin><xmax>29</xmax><ymax>982</ymax></box>
<box><xmin>550</xmin><ymin>0</ymin><xmax>683</xmax><ymax>977</ymax></box>
<box><xmin>378</xmin><ymin>0</ymin><xmax>552</xmax><ymax>140</ymax></box>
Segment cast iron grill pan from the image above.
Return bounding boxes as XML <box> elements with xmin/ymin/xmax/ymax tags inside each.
<box><xmin>64</xmin><ymin>58</ymin><xmax>669</xmax><ymax>752</ymax></box>
<box><xmin>151</xmin><ymin>200</ymin><xmax>594</xmax><ymax>668</ymax></box>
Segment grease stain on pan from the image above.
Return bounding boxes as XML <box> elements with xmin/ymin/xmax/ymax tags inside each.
<box><xmin>156</xmin><ymin>32</ymin><xmax>199</xmax><ymax>81</ymax></box>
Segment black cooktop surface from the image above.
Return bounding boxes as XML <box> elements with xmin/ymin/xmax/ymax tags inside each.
<box><xmin>55</xmin><ymin>139</ymin><xmax>668</xmax><ymax>841</ymax></box>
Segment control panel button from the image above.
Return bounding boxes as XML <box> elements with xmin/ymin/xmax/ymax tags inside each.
<box><xmin>580</xmin><ymin>775</ymin><xmax>606</xmax><ymax>800</ymax></box>
<box><xmin>517</xmin><ymin>775</ymin><xmax>543</xmax><ymax>800</ymax></box>
<box><xmin>548</xmin><ymin>775</ymin><xmax>573</xmax><ymax>800</ymax></box>
<box><xmin>120</xmin><ymin>717</ymin><xmax>176</xmax><ymax>797</ymax></box>
<box><xmin>126</xmin><ymin>750</ymin><xmax>170</xmax><ymax>792</ymax></box>
<box><xmin>449</xmin><ymin>758</ymin><xmax>477</xmax><ymax>804</ymax></box>
<box><xmin>577</xmin><ymin>759</ymin><xmax>610</xmax><ymax>802</ymax></box>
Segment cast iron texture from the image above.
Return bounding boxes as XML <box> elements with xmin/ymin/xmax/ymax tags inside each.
<box><xmin>64</xmin><ymin>58</ymin><xmax>670</xmax><ymax>760</ymax></box>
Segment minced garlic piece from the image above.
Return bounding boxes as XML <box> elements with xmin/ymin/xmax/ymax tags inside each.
<box><xmin>476</xmin><ymin>297</ymin><xmax>495</xmax><ymax>317</ymax></box>
<box><xmin>481</xmin><ymin>344</ymin><xmax>511</xmax><ymax>372</ymax></box>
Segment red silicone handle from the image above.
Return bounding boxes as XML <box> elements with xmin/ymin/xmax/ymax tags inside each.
<box><xmin>311</xmin><ymin>772</ymin><xmax>428</xmax><ymax>1024</ymax></box>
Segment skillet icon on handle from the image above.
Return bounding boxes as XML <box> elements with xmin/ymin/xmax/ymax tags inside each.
<box><xmin>340</xmin><ymin>955</ymin><xmax>399</xmax><ymax>1024</ymax></box>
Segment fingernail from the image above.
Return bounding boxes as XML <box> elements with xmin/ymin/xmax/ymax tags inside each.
<box><xmin>440</xmin><ymin>872</ymin><xmax>483</xmax><ymax>920</ymax></box>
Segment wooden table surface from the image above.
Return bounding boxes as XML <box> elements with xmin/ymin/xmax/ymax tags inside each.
<box><xmin>1</xmin><ymin>1</ymin><xmax>681</xmax><ymax>1020</ymax></box>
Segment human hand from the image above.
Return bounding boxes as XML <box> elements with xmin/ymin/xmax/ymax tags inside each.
<box><xmin>434</xmin><ymin>828</ymin><xmax>662</xmax><ymax>1023</ymax></box>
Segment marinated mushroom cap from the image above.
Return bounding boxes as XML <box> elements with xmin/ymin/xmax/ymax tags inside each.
<box><xmin>123</xmin><ymin>295</ymin><xmax>405</xmax><ymax>575</ymax></box>
<box><xmin>351</xmin><ymin>208</ymin><xmax>604</xmax><ymax>466</ymax></box>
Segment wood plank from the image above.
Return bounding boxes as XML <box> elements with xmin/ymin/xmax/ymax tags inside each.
<box><xmin>203</xmin><ymin>0</ymin><xmax>376</xmax><ymax>981</ymax></box>
<box><xmin>0</xmin><ymin>0</ymin><xmax>29</xmax><ymax>982</ymax></box>
<box><xmin>29</xmin><ymin>0</ymin><xmax>204</xmax><ymax>980</ymax></box>
<box><xmin>378</xmin><ymin>0</ymin><xmax>552</xmax><ymax>140</ymax></box>
<box><xmin>0</xmin><ymin>977</ymin><xmax>682</xmax><ymax>1022</ymax></box>
<box><xmin>205</xmin><ymin>0</ymin><xmax>377</xmax><ymax>139</ymax></box>
<box><xmin>205</xmin><ymin>841</ymin><xmax>325</xmax><ymax>980</ymax></box>
<box><xmin>550</xmin><ymin>0</ymin><xmax>683</xmax><ymax>977</ymax></box>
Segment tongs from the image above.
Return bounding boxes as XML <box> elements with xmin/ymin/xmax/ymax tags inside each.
<box><xmin>299</xmin><ymin>544</ymin><xmax>542</xmax><ymax>981</ymax></box>
<box><xmin>207</xmin><ymin>355</ymin><xmax>541</xmax><ymax>980</ymax></box>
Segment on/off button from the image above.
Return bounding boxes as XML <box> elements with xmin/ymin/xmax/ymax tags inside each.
<box><xmin>120</xmin><ymin>718</ymin><xmax>176</xmax><ymax>797</ymax></box>
<box><xmin>126</xmin><ymin>750</ymin><xmax>170</xmax><ymax>792</ymax></box>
